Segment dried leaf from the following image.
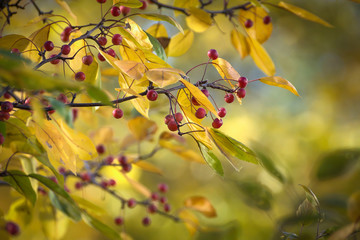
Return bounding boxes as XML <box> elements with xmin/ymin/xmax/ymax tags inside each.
<box><xmin>184</xmin><ymin>196</ymin><xmax>217</xmax><ymax>218</ymax></box>
<box><xmin>258</xmin><ymin>76</ymin><xmax>299</xmax><ymax>96</ymax></box>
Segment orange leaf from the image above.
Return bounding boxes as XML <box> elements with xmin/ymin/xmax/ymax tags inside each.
<box><xmin>184</xmin><ymin>196</ymin><xmax>217</xmax><ymax>218</ymax></box>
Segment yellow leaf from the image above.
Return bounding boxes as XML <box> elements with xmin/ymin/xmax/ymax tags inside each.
<box><xmin>180</xmin><ymin>79</ymin><xmax>219</xmax><ymax>118</ymax></box>
<box><xmin>122</xmin><ymin>172</ymin><xmax>151</xmax><ymax>197</ymax></box>
<box><xmin>134</xmin><ymin>161</ymin><xmax>163</xmax><ymax>175</ymax></box>
<box><xmin>185</xmin><ymin>8</ymin><xmax>213</xmax><ymax>33</ymax></box>
<box><xmin>239</xmin><ymin>7</ymin><xmax>273</xmax><ymax>43</ymax></box>
<box><xmin>231</xmin><ymin>30</ymin><xmax>250</xmax><ymax>59</ymax></box>
<box><xmin>24</xmin><ymin>25</ymin><xmax>50</xmax><ymax>62</ymax></box>
<box><xmin>184</xmin><ymin>196</ymin><xmax>217</xmax><ymax>218</ymax></box>
<box><xmin>212</xmin><ymin>58</ymin><xmax>240</xmax><ymax>83</ymax></box>
<box><xmin>101</xmin><ymin>68</ymin><xmax>118</xmax><ymax>76</ymax></box>
<box><xmin>128</xmin><ymin>117</ymin><xmax>157</xmax><ymax>141</ymax></box>
<box><xmin>278</xmin><ymin>1</ymin><xmax>333</xmax><ymax>27</ymax></box>
<box><xmin>113</xmin><ymin>0</ymin><xmax>142</xmax><ymax>7</ymax></box>
<box><xmin>137</xmin><ymin>14</ymin><xmax>183</xmax><ymax>34</ymax></box>
<box><xmin>143</xmin><ymin>50</ymin><xmax>172</xmax><ymax>68</ymax></box>
<box><xmin>119</xmin><ymin>41</ymin><xmax>145</xmax><ymax>62</ymax></box>
<box><xmin>145</xmin><ymin>68</ymin><xmax>184</xmax><ymax>87</ymax></box>
<box><xmin>115</xmin><ymin>60</ymin><xmax>146</xmax><ymax>80</ymax></box>
<box><xmin>71</xmin><ymin>195</ymin><xmax>106</xmax><ymax>216</ymax></box>
<box><xmin>167</xmin><ymin>30</ymin><xmax>194</xmax><ymax>57</ymax></box>
<box><xmin>39</xmin><ymin>206</ymin><xmax>70</xmax><ymax>240</ymax></box>
<box><xmin>178</xmin><ymin>209</ymin><xmax>200</xmax><ymax>236</ymax></box>
<box><xmin>126</xmin><ymin>19</ymin><xmax>153</xmax><ymax>50</ymax></box>
<box><xmin>147</xmin><ymin>23</ymin><xmax>168</xmax><ymax>38</ymax></box>
<box><xmin>90</xmin><ymin>127</ymin><xmax>114</xmax><ymax>145</ymax></box>
<box><xmin>26</xmin><ymin>14</ymin><xmax>54</xmax><ymax>26</ymax></box>
<box><xmin>173</xmin><ymin>0</ymin><xmax>199</xmax><ymax>16</ymax></box>
<box><xmin>55</xmin><ymin>0</ymin><xmax>77</xmax><ymax>23</ymax></box>
<box><xmin>247</xmin><ymin>36</ymin><xmax>275</xmax><ymax>76</ymax></box>
<box><xmin>0</xmin><ymin>34</ymin><xmax>29</xmax><ymax>51</ymax></box>
<box><xmin>258</xmin><ymin>76</ymin><xmax>299</xmax><ymax>96</ymax></box>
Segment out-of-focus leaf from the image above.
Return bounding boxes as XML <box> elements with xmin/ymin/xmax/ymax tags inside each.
<box><xmin>26</xmin><ymin>14</ymin><xmax>54</xmax><ymax>26</ymax></box>
<box><xmin>328</xmin><ymin>223</ymin><xmax>359</xmax><ymax>240</ymax></box>
<box><xmin>6</xmin><ymin>198</ymin><xmax>32</xmax><ymax>226</ymax></box>
<box><xmin>299</xmin><ymin>184</ymin><xmax>320</xmax><ymax>209</ymax></box>
<box><xmin>137</xmin><ymin>13</ymin><xmax>183</xmax><ymax>33</ymax></box>
<box><xmin>184</xmin><ymin>196</ymin><xmax>217</xmax><ymax>218</ymax></box>
<box><xmin>180</xmin><ymin>79</ymin><xmax>219</xmax><ymax>118</ymax></box>
<box><xmin>230</xmin><ymin>30</ymin><xmax>250</xmax><ymax>59</ymax></box>
<box><xmin>122</xmin><ymin>172</ymin><xmax>151</xmax><ymax>197</ymax></box>
<box><xmin>296</xmin><ymin>199</ymin><xmax>318</xmax><ymax>225</ymax></box>
<box><xmin>247</xmin><ymin>37</ymin><xmax>275</xmax><ymax>76</ymax></box>
<box><xmin>113</xmin><ymin>0</ymin><xmax>142</xmax><ymax>7</ymax></box>
<box><xmin>49</xmin><ymin>191</ymin><xmax>81</xmax><ymax>221</ymax></box>
<box><xmin>347</xmin><ymin>191</ymin><xmax>360</xmax><ymax>222</ymax></box>
<box><xmin>24</xmin><ymin>25</ymin><xmax>50</xmax><ymax>62</ymax></box>
<box><xmin>145</xmin><ymin>31</ymin><xmax>167</xmax><ymax>61</ymax></box>
<box><xmin>0</xmin><ymin>34</ymin><xmax>29</xmax><ymax>51</ymax></box>
<box><xmin>197</xmin><ymin>221</ymin><xmax>240</xmax><ymax>240</ymax></box>
<box><xmin>167</xmin><ymin>30</ymin><xmax>194</xmax><ymax>57</ymax></box>
<box><xmin>55</xmin><ymin>0</ymin><xmax>77</xmax><ymax>22</ymax></box>
<box><xmin>278</xmin><ymin>1</ymin><xmax>333</xmax><ymax>27</ymax></box>
<box><xmin>134</xmin><ymin>161</ymin><xmax>163</xmax><ymax>175</ymax></box>
<box><xmin>86</xmin><ymin>85</ymin><xmax>111</xmax><ymax>105</ymax></box>
<box><xmin>315</xmin><ymin>149</ymin><xmax>360</xmax><ymax>181</ymax></box>
<box><xmin>178</xmin><ymin>209</ymin><xmax>200</xmax><ymax>236</ymax></box>
<box><xmin>82</xmin><ymin>213</ymin><xmax>120</xmax><ymax>240</ymax></box>
<box><xmin>173</xmin><ymin>0</ymin><xmax>199</xmax><ymax>16</ymax></box>
<box><xmin>35</xmin><ymin>155</ymin><xmax>64</xmax><ymax>186</ymax></box>
<box><xmin>147</xmin><ymin>23</ymin><xmax>168</xmax><ymax>38</ymax></box>
<box><xmin>237</xmin><ymin>181</ymin><xmax>272</xmax><ymax>211</ymax></box>
<box><xmin>198</xmin><ymin>142</ymin><xmax>224</xmax><ymax>176</ymax></box>
<box><xmin>145</xmin><ymin>68</ymin><xmax>184</xmax><ymax>87</ymax></box>
<box><xmin>185</xmin><ymin>8</ymin><xmax>212</xmax><ymax>33</ymax></box>
<box><xmin>255</xmin><ymin>148</ymin><xmax>287</xmax><ymax>183</ymax></box>
<box><xmin>160</xmin><ymin>139</ymin><xmax>205</xmax><ymax>163</ymax></box>
<box><xmin>128</xmin><ymin>117</ymin><xmax>157</xmax><ymax>141</ymax></box>
<box><xmin>207</xmin><ymin>128</ymin><xmax>258</xmax><ymax>171</ymax></box>
<box><xmin>258</xmin><ymin>76</ymin><xmax>299</xmax><ymax>96</ymax></box>
<box><xmin>39</xmin><ymin>205</ymin><xmax>69</xmax><ymax>240</ymax></box>
<box><xmin>4</xmin><ymin>170</ymin><xmax>36</xmax><ymax>205</ymax></box>
<box><xmin>47</xmin><ymin>98</ymin><xmax>72</xmax><ymax>126</ymax></box>
<box><xmin>91</xmin><ymin>127</ymin><xmax>114</xmax><ymax>145</ymax></box>
<box><xmin>239</xmin><ymin>7</ymin><xmax>273</xmax><ymax>43</ymax></box>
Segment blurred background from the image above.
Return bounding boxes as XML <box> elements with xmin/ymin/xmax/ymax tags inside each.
<box><xmin>1</xmin><ymin>0</ymin><xmax>360</xmax><ymax>239</ymax></box>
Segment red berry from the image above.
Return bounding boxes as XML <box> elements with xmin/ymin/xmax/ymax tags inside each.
<box><xmin>142</xmin><ymin>216</ymin><xmax>151</xmax><ymax>226</ymax></box>
<box><xmin>108</xmin><ymin>179</ymin><xmax>116</xmax><ymax>186</ymax></box>
<box><xmin>118</xmin><ymin>155</ymin><xmax>128</xmax><ymax>165</ymax></box>
<box><xmin>263</xmin><ymin>15</ymin><xmax>272</xmax><ymax>24</ymax></box>
<box><xmin>120</xmin><ymin>6</ymin><xmax>131</xmax><ymax>16</ymax></box>
<box><xmin>80</xmin><ymin>172</ymin><xmax>91</xmax><ymax>182</ymax></box>
<box><xmin>60</xmin><ymin>32</ymin><xmax>69</xmax><ymax>43</ymax></box>
<box><xmin>107</xmin><ymin>48</ymin><xmax>116</xmax><ymax>58</ymax></box>
<box><xmin>112</xmin><ymin>34</ymin><xmax>122</xmax><ymax>45</ymax></box>
<box><xmin>98</xmin><ymin>52</ymin><xmax>106</xmax><ymax>61</ymax></box>
<box><xmin>5</xmin><ymin>221</ymin><xmax>20</xmax><ymax>236</ymax></box>
<box><xmin>75</xmin><ymin>72</ymin><xmax>86</xmax><ymax>81</ymax></box>
<box><xmin>139</xmin><ymin>0</ymin><xmax>147</xmax><ymax>10</ymax></box>
<box><xmin>195</xmin><ymin>108</ymin><xmax>206</xmax><ymax>119</ymax></box>
<box><xmin>201</xmin><ymin>89</ymin><xmax>210</xmax><ymax>97</ymax></box>
<box><xmin>164</xmin><ymin>203</ymin><xmax>171</xmax><ymax>212</ymax></box>
<box><xmin>0</xmin><ymin>111</ymin><xmax>10</xmax><ymax>121</ymax></box>
<box><xmin>167</xmin><ymin>120</ymin><xmax>178</xmax><ymax>131</ymax></box>
<box><xmin>75</xmin><ymin>182</ymin><xmax>83</xmax><ymax>189</ymax></box>
<box><xmin>49</xmin><ymin>176</ymin><xmax>58</xmax><ymax>184</ymax></box>
<box><xmin>174</xmin><ymin>112</ymin><xmax>183</xmax><ymax>123</ymax></box>
<box><xmin>112</xmin><ymin>108</ymin><xmax>123</xmax><ymax>119</ymax></box>
<box><xmin>147</xmin><ymin>203</ymin><xmax>157</xmax><ymax>213</ymax></box>
<box><xmin>151</xmin><ymin>192</ymin><xmax>159</xmax><ymax>201</ymax></box>
<box><xmin>238</xmin><ymin>76</ymin><xmax>248</xmax><ymax>88</ymax></box>
<box><xmin>96</xmin><ymin>144</ymin><xmax>105</xmax><ymax>154</ymax></box>
<box><xmin>101</xmin><ymin>180</ymin><xmax>109</xmax><ymax>188</ymax></box>
<box><xmin>224</xmin><ymin>93</ymin><xmax>234</xmax><ymax>103</ymax></box>
<box><xmin>105</xmin><ymin>156</ymin><xmax>114</xmax><ymax>165</ymax></box>
<box><xmin>217</xmin><ymin>107</ymin><xmax>226</xmax><ymax>118</ymax></box>
<box><xmin>212</xmin><ymin>118</ymin><xmax>223</xmax><ymax>129</ymax></box>
<box><xmin>164</xmin><ymin>114</ymin><xmax>174</xmax><ymax>124</ymax></box>
<box><xmin>24</xmin><ymin>98</ymin><xmax>31</xmax><ymax>105</ymax></box>
<box><xmin>58</xmin><ymin>167</ymin><xmax>66</xmax><ymax>174</ymax></box>
<box><xmin>3</xmin><ymin>92</ymin><xmax>11</xmax><ymax>99</ymax></box>
<box><xmin>244</xmin><ymin>19</ymin><xmax>253</xmax><ymax>28</ymax></box>
<box><xmin>44</xmin><ymin>41</ymin><xmax>54</xmax><ymax>51</ymax></box>
<box><xmin>122</xmin><ymin>163</ymin><xmax>132</xmax><ymax>173</ymax></box>
<box><xmin>63</xmin><ymin>26</ymin><xmax>73</xmax><ymax>35</ymax></box>
<box><xmin>97</xmin><ymin>36</ymin><xmax>107</xmax><ymax>46</ymax></box>
<box><xmin>147</xmin><ymin>89</ymin><xmax>158</xmax><ymax>101</ymax></box>
<box><xmin>82</xmin><ymin>55</ymin><xmax>93</xmax><ymax>65</ymax></box>
<box><xmin>158</xmin><ymin>183</ymin><xmax>168</xmax><ymax>193</ymax></box>
<box><xmin>97</xmin><ymin>0</ymin><xmax>106</xmax><ymax>3</ymax></box>
<box><xmin>11</xmin><ymin>48</ymin><xmax>20</xmax><ymax>54</ymax></box>
<box><xmin>114</xmin><ymin>217</ymin><xmax>124</xmax><ymax>225</ymax></box>
<box><xmin>111</xmin><ymin>6</ymin><xmax>121</xmax><ymax>17</ymax></box>
<box><xmin>50</xmin><ymin>54</ymin><xmax>60</xmax><ymax>64</ymax></box>
<box><xmin>1</xmin><ymin>101</ymin><xmax>13</xmax><ymax>112</ymax></box>
<box><xmin>127</xmin><ymin>198</ymin><xmax>137</xmax><ymax>208</ymax></box>
<box><xmin>48</xmin><ymin>107</ymin><xmax>55</xmax><ymax>114</ymax></box>
<box><xmin>57</xmin><ymin>93</ymin><xmax>68</xmax><ymax>103</ymax></box>
<box><xmin>191</xmin><ymin>96</ymin><xmax>200</xmax><ymax>106</ymax></box>
<box><xmin>159</xmin><ymin>196</ymin><xmax>167</xmax><ymax>204</ymax></box>
<box><xmin>72</xmin><ymin>108</ymin><xmax>78</xmax><ymax>122</ymax></box>
<box><xmin>236</xmin><ymin>88</ymin><xmax>246</xmax><ymax>98</ymax></box>
<box><xmin>0</xmin><ymin>133</ymin><xmax>4</xmax><ymax>145</ymax></box>
<box><xmin>207</xmin><ymin>49</ymin><xmax>218</xmax><ymax>60</ymax></box>
<box><xmin>61</xmin><ymin>45</ymin><xmax>71</xmax><ymax>55</ymax></box>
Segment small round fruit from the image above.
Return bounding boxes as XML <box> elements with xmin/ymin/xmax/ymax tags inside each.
<box><xmin>127</xmin><ymin>198</ymin><xmax>137</xmax><ymax>208</ymax></box>
<box><xmin>75</xmin><ymin>71</ymin><xmax>86</xmax><ymax>81</ymax></box>
<box><xmin>167</xmin><ymin>120</ymin><xmax>178</xmax><ymax>131</ymax></box>
<box><xmin>11</xmin><ymin>48</ymin><xmax>20</xmax><ymax>54</ymax></box>
<box><xmin>120</xmin><ymin>6</ymin><xmax>131</xmax><ymax>16</ymax></box>
<box><xmin>122</xmin><ymin>163</ymin><xmax>132</xmax><ymax>173</ymax></box>
<box><xmin>101</xmin><ymin>180</ymin><xmax>109</xmax><ymax>188</ymax></box>
<box><xmin>151</xmin><ymin>192</ymin><xmax>159</xmax><ymax>201</ymax></box>
<box><xmin>195</xmin><ymin>108</ymin><xmax>206</xmax><ymax>119</ymax></box>
<box><xmin>107</xmin><ymin>48</ymin><xmax>116</xmax><ymax>57</ymax></box>
<box><xmin>5</xmin><ymin>221</ymin><xmax>20</xmax><ymax>236</ymax></box>
<box><xmin>44</xmin><ymin>41</ymin><xmax>54</xmax><ymax>51</ymax></box>
<box><xmin>212</xmin><ymin>118</ymin><xmax>223</xmax><ymax>129</ymax></box>
<box><xmin>139</xmin><ymin>0</ymin><xmax>147</xmax><ymax>10</ymax></box>
<box><xmin>207</xmin><ymin>49</ymin><xmax>218</xmax><ymax>60</ymax></box>
<box><xmin>238</xmin><ymin>76</ymin><xmax>248</xmax><ymax>88</ymax></box>
<box><xmin>0</xmin><ymin>111</ymin><xmax>10</xmax><ymax>121</ymax></box>
<box><xmin>174</xmin><ymin>112</ymin><xmax>183</xmax><ymax>123</ymax></box>
<box><xmin>108</xmin><ymin>179</ymin><xmax>116</xmax><ymax>186</ymax></box>
<box><xmin>236</xmin><ymin>88</ymin><xmax>246</xmax><ymax>98</ymax></box>
<box><xmin>4</xmin><ymin>92</ymin><xmax>11</xmax><ymax>99</ymax></box>
<box><xmin>217</xmin><ymin>107</ymin><xmax>226</xmax><ymax>118</ymax></box>
<box><xmin>57</xmin><ymin>93</ymin><xmax>68</xmax><ymax>103</ymax></box>
<box><xmin>60</xmin><ymin>32</ymin><xmax>69</xmax><ymax>42</ymax></box>
<box><xmin>164</xmin><ymin>203</ymin><xmax>171</xmax><ymax>212</ymax></box>
<box><xmin>111</xmin><ymin>6</ymin><xmax>121</xmax><ymax>17</ymax></box>
<box><xmin>118</xmin><ymin>155</ymin><xmax>128</xmax><ymax>165</ymax></box>
<box><xmin>147</xmin><ymin>90</ymin><xmax>158</xmax><ymax>101</ymax></box>
<box><xmin>0</xmin><ymin>133</ymin><xmax>4</xmax><ymax>145</ymax></box>
<box><xmin>82</xmin><ymin>55</ymin><xmax>93</xmax><ymax>65</ymax></box>
<box><xmin>158</xmin><ymin>183</ymin><xmax>168</xmax><ymax>193</ymax></box>
<box><xmin>191</xmin><ymin>96</ymin><xmax>200</xmax><ymax>106</ymax></box>
<box><xmin>98</xmin><ymin>52</ymin><xmax>106</xmax><ymax>61</ymax></box>
<box><xmin>63</xmin><ymin>26</ymin><xmax>73</xmax><ymax>35</ymax></box>
<box><xmin>74</xmin><ymin>182</ymin><xmax>83</xmax><ymax>190</ymax></box>
<box><xmin>112</xmin><ymin>108</ymin><xmax>123</xmax><ymax>119</ymax></box>
<box><xmin>58</xmin><ymin>167</ymin><xmax>66</xmax><ymax>174</ymax></box>
<box><xmin>1</xmin><ymin>101</ymin><xmax>13</xmax><ymax>112</ymax></box>
<box><xmin>96</xmin><ymin>144</ymin><xmax>105</xmax><ymax>154</ymax></box>
<box><xmin>147</xmin><ymin>203</ymin><xmax>157</xmax><ymax>213</ymax></box>
<box><xmin>97</xmin><ymin>0</ymin><xmax>106</xmax><ymax>3</ymax></box>
<box><xmin>97</xmin><ymin>36</ymin><xmax>107</xmax><ymax>46</ymax></box>
<box><xmin>244</xmin><ymin>19</ymin><xmax>253</xmax><ymax>28</ymax></box>
<box><xmin>142</xmin><ymin>216</ymin><xmax>151</xmax><ymax>226</ymax></box>
<box><xmin>50</xmin><ymin>54</ymin><xmax>60</xmax><ymax>64</ymax></box>
<box><xmin>72</xmin><ymin>108</ymin><xmax>78</xmax><ymax>122</ymax></box>
<box><xmin>159</xmin><ymin>196</ymin><xmax>167</xmax><ymax>204</ymax></box>
<box><xmin>164</xmin><ymin>114</ymin><xmax>174</xmax><ymax>124</ymax></box>
<box><xmin>80</xmin><ymin>172</ymin><xmax>91</xmax><ymax>182</ymax></box>
<box><xmin>114</xmin><ymin>217</ymin><xmax>124</xmax><ymax>225</ymax></box>
<box><xmin>61</xmin><ymin>45</ymin><xmax>71</xmax><ymax>55</ymax></box>
<box><xmin>224</xmin><ymin>93</ymin><xmax>234</xmax><ymax>103</ymax></box>
<box><xmin>112</xmin><ymin>34</ymin><xmax>122</xmax><ymax>45</ymax></box>
<box><xmin>263</xmin><ymin>15</ymin><xmax>272</xmax><ymax>24</ymax></box>
<box><xmin>201</xmin><ymin>89</ymin><xmax>210</xmax><ymax>97</ymax></box>
<box><xmin>105</xmin><ymin>156</ymin><xmax>114</xmax><ymax>165</ymax></box>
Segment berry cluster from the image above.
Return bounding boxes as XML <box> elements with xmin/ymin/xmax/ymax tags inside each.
<box><xmin>0</xmin><ymin>101</ymin><xmax>13</xmax><ymax>121</ymax></box>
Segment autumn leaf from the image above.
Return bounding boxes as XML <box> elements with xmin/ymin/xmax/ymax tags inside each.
<box><xmin>278</xmin><ymin>1</ymin><xmax>333</xmax><ymax>27</ymax></box>
<box><xmin>178</xmin><ymin>209</ymin><xmax>200</xmax><ymax>236</ymax></box>
<box><xmin>0</xmin><ymin>34</ymin><xmax>29</xmax><ymax>51</ymax></box>
<box><xmin>137</xmin><ymin>13</ymin><xmax>183</xmax><ymax>33</ymax></box>
<box><xmin>122</xmin><ymin>172</ymin><xmax>151</xmax><ymax>197</ymax></box>
<box><xmin>185</xmin><ymin>8</ymin><xmax>213</xmax><ymax>33</ymax></box>
<box><xmin>128</xmin><ymin>117</ymin><xmax>157</xmax><ymax>141</ymax></box>
<box><xmin>212</xmin><ymin>58</ymin><xmax>240</xmax><ymax>84</ymax></box>
<box><xmin>184</xmin><ymin>196</ymin><xmax>217</xmax><ymax>218</ymax></box>
<box><xmin>147</xmin><ymin>23</ymin><xmax>168</xmax><ymax>38</ymax></box>
<box><xmin>173</xmin><ymin>0</ymin><xmax>199</xmax><ymax>16</ymax></box>
<box><xmin>55</xmin><ymin>0</ymin><xmax>77</xmax><ymax>23</ymax></box>
<box><xmin>115</xmin><ymin>60</ymin><xmax>146</xmax><ymax>80</ymax></box>
<box><xmin>247</xmin><ymin>36</ymin><xmax>275</xmax><ymax>76</ymax></box>
<box><xmin>24</xmin><ymin>25</ymin><xmax>50</xmax><ymax>62</ymax></box>
<box><xmin>145</xmin><ymin>68</ymin><xmax>184</xmax><ymax>87</ymax></box>
<box><xmin>134</xmin><ymin>161</ymin><xmax>163</xmax><ymax>175</ymax></box>
<box><xmin>113</xmin><ymin>0</ymin><xmax>142</xmax><ymax>7</ymax></box>
<box><xmin>167</xmin><ymin>30</ymin><xmax>194</xmax><ymax>57</ymax></box>
<box><xmin>258</xmin><ymin>76</ymin><xmax>299</xmax><ymax>96</ymax></box>
<box><xmin>230</xmin><ymin>30</ymin><xmax>250</xmax><ymax>59</ymax></box>
<box><xmin>126</xmin><ymin>19</ymin><xmax>153</xmax><ymax>50</ymax></box>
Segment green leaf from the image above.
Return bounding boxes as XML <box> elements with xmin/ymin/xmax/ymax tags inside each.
<box><xmin>49</xmin><ymin>191</ymin><xmax>81</xmax><ymax>221</ymax></box>
<box><xmin>34</xmin><ymin>155</ymin><xmax>64</xmax><ymax>186</ymax></box>
<box><xmin>237</xmin><ymin>181</ymin><xmax>273</xmax><ymax>211</ymax></box>
<box><xmin>145</xmin><ymin>31</ymin><xmax>167</xmax><ymax>61</ymax></box>
<box><xmin>315</xmin><ymin>149</ymin><xmax>360</xmax><ymax>181</ymax></box>
<box><xmin>254</xmin><ymin>147</ymin><xmax>287</xmax><ymax>183</ymax></box>
<box><xmin>299</xmin><ymin>184</ymin><xmax>320</xmax><ymax>216</ymax></box>
<box><xmin>0</xmin><ymin>121</ymin><xmax>6</xmax><ymax>136</ymax></box>
<box><xmin>3</xmin><ymin>170</ymin><xmax>37</xmax><ymax>205</ymax></box>
<box><xmin>82</xmin><ymin>213</ymin><xmax>121</xmax><ymax>240</ymax></box>
<box><xmin>86</xmin><ymin>85</ymin><xmax>111</xmax><ymax>105</ymax></box>
<box><xmin>198</xmin><ymin>142</ymin><xmax>224</xmax><ymax>176</ymax></box>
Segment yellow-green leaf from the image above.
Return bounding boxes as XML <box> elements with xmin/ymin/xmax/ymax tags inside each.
<box><xmin>167</xmin><ymin>30</ymin><xmax>194</xmax><ymax>57</ymax></box>
<box><xmin>185</xmin><ymin>8</ymin><xmax>213</xmax><ymax>33</ymax></box>
<box><xmin>278</xmin><ymin>1</ymin><xmax>333</xmax><ymax>27</ymax></box>
<box><xmin>137</xmin><ymin>13</ymin><xmax>183</xmax><ymax>33</ymax></box>
<box><xmin>0</xmin><ymin>34</ymin><xmax>29</xmax><ymax>51</ymax></box>
<box><xmin>230</xmin><ymin>30</ymin><xmax>250</xmax><ymax>59</ymax></box>
<box><xmin>159</xmin><ymin>138</ymin><xmax>205</xmax><ymax>163</ymax></box>
<box><xmin>113</xmin><ymin>0</ymin><xmax>142</xmax><ymax>8</ymax></box>
<box><xmin>145</xmin><ymin>68</ymin><xmax>184</xmax><ymax>87</ymax></box>
<box><xmin>173</xmin><ymin>0</ymin><xmax>199</xmax><ymax>16</ymax></box>
<box><xmin>184</xmin><ymin>196</ymin><xmax>217</xmax><ymax>218</ymax></box>
<box><xmin>122</xmin><ymin>172</ymin><xmax>151</xmax><ymax>197</ymax></box>
<box><xmin>258</xmin><ymin>76</ymin><xmax>299</xmax><ymax>96</ymax></box>
<box><xmin>247</xmin><ymin>36</ymin><xmax>275</xmax><ymax>76</ymax></box>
